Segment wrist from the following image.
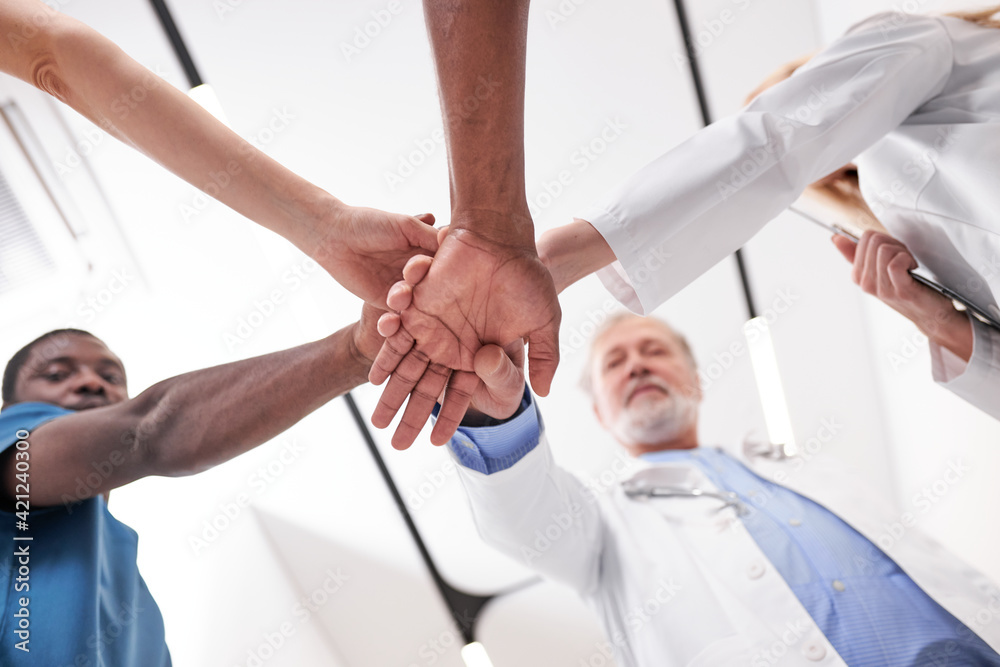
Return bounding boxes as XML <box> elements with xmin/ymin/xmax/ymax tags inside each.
<box><xmin>448</xmin><ymin>208</ymin><xmax>535</xmax><ymax>250</ymax></box>
<box><xmin>538</xmin><ymin>219</ymin><xmax>615</xmax><ymax>293</ymax></box>
<box><xmin>294</xmin><ymin>192</ymin><xmax>348</xmax><ymax>263</ymax></box>
<box><xmin>461</xmin><ymin>396</ymin><xmax>527</xmax><ymax>428</ymax></box>
<box><xmin>917</xmin><ymin>306</ymin><xmax>974</xmax><ymax>362</ymax></box>
<box><xmin>341</xmin><ymin>323</ymin><xmax>376</xmax><ymax>387</ymax></box>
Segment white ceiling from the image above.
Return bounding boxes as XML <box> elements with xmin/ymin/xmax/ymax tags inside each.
<box><xmin>1</xmin><ymin>0</ymin><xmax>998</xmax><ymax>665</ymax></box>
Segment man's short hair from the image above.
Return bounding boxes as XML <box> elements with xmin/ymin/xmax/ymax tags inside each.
<box><xmin>2</xmin><ymin>329</ymin><xmax>100</xmax><ymax>405</ymax></box>
<box><xmin>579</xmin><ymin>313</ymin><xmax>696</xmax><ymax>395</ymax></box>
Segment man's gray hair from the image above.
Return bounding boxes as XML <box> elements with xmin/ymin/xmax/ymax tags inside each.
<box><xmin>579</xmin><ymin>313</ymin><xmax>697</xmax><ymax>396</ymax></box>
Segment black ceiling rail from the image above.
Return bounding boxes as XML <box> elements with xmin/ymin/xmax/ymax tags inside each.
<box><xmin>148</xmin><ymin>0</ymin><xmax>204</xmax><ymax>89</ymax></box>
<box><xmin>344</xmin><ymin>392</ymin><xmax>494</xmax><ymax>644</ymax></box>
<box><xmin>670</xmin><ymin>0</ymin><xmax>760</xmax><ymax>320</ymax></box>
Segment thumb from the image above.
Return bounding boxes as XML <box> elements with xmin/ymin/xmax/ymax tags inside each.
<box><xmin>474</xmin><ymin>345</ymin><xmax>520</xmax><ymax>390</ymax></box>
<box><xmin>832</xmin><ymin>234</ymin><xmax>857</xmax><ymax>263</ymax></box>
<box><xmin>525</xmin><ymin>321</ymin><xmax>561</xmax><ymax>397</ymax></box>
<box><xmin>474</xmin><ymin>345</ymin><xmax>525</xmax><ymax>419</ymax></box>
<box><xmin>402</xmin><ymin>254</ymin><xmax>433</xmax><ymax>285</ymax></box>
<box><xmin>385</xmin><ymin>280</ymin><xmax>413</xmax><ymax>311</ymax></box>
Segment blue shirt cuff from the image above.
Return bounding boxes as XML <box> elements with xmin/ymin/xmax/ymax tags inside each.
<box><xmin>444</xmin><ymin>388</ymin><xmax>541</xmax><ymax>475</ymax></box>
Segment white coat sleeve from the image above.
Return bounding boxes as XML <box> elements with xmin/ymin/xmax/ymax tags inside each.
<box><xmin>452</xmin><ymin>431</ymin><xmax>608</xmax><ymax>597</ymax></box>
<box><xmin>580</xmin><ymin>12</ymin><xmax>954</xmax><ymax>313</ymax></box>
<box><xmin>930</xmin><ymin>317</ymin><xmax>1000</xmax><ymax>419</ymax></box>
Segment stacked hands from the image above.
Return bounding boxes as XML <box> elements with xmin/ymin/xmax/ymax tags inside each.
<box><xmin>364</xmin><ymin>218</ymin><xmax>561</xmax><ymax>449</ymax></box>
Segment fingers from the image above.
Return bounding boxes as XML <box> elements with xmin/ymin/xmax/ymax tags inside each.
<box><xmin>886</xmin><ymin>251</ymin><xmax>919</xmax><ymax>296</ymax></box>
<box><xmin>436</xmin><ymin>225</ymin><xmax>451</xmax><ymax>247</ymax></box>
<box><xmin>831</xmin><ymin>234</ymin><xmax>857</xmax><ymax>263</ymax></box>
<box><xmin>525</xmin><ymin>319</ymin><xmax>561</xmax><ymax>397</ymax></box>
<box><xmin>377</xmin><ymin>312</ymin><xmax>401</xmax><ymax>338</ymax></box>
<box><xmin>406</xmin><ymin>214</ymin><xmax>441</xmax><ymax>253</ymax></box>
<box><xmin>851</xmin><ymin>230</ymin><xmax>874</xmax><ymax>285</ymax></box>
<box><xmin>372</xmin><ymin>347</ymin><xmax>430</xmax><ymax>427</ymax></box>
<box><xmin>873</xmin><ymin>237</ymin><xmax>898</xmax><ymax>296</ymax></box>
<box><xmin>386</xmin><ymin>281</ymin><xmax>414</xmax><ymax>311</ymax></box>
<box><xmin>368</xmin><ymin>328</ymin><xmax>414</xmax><ymax>385</ymax></box>
<box><xmin>402</xmin><ymin>254</ymin><xmax>433</xmax><ymax>285</ymax></box>
<box><xmin>392</xmin><ymin>363</ymin><xmax>452</xmax><ymax>450</ymax></box>
<box><xmin>430</xmin><ymin>371</ymin><xmax>479</xmax><ymax>446</ymax></box>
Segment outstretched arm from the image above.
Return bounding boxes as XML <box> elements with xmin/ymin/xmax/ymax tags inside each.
<box><xmin>0</xmin><ymin>0</ymin><xmax>438</xmax><ymax>307</ymax></box>
<box><xmin>368</xmin><ymin>0</ymin><xmax>562</xmax><ymax>449</ymax></box>
<box><xmin>0</xmin><ymin>304</ymin><xmax>387</xmax><ymax>508</ymax></box>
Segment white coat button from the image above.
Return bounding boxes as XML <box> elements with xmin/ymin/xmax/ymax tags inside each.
<box><xmin>789</xmin><ymin>518</ymin><xmax>802</xmax><ymax>526</ymax></box>
<box><xmin>803</xmin><ymin>641</ymin><xmax>827</xmax><ymax>661</ymax></box>
<box><xmin>747</xmin><ymin>562</ymin><xmax>765</xmax><ymax>579</ymax></box>
<box><xmin>832</xmin><ymin>580</ymin><xmax>846</xmax><ymax>592</ymax></box>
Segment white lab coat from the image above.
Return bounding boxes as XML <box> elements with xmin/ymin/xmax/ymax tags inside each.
<box><xmin>454</xmin><ymin>434</ymin><xmax>1000</xmax><ymax>666</ymax></box>
<box><xmin>580</xmin><ymin>12</ymin><xmax>1000</xmax><ymax>419</ymax></box>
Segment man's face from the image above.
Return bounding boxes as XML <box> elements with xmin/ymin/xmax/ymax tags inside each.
<box><xmin>14</xmin><ymin>335</ymin><xmax>128</xmax><ymax>410</ymax></box>
<box><xmin>591</xmin><ymin>318</ymin><xmax>700</xmax><ymax>448</ymax></box>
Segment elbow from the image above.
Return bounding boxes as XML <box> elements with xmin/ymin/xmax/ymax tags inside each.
<box><xmin>126</xmin><ymin>386</ymin><xmax>203</xmax><ymax>478</ymax></box>
<box><xmin>22</xmin><ymin>16</ymin><xmax>88</xmax><ymax>106</ymax></box>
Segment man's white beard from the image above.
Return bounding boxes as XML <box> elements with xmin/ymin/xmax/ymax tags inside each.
<box><xmin>610</xmin><ymin>385</ymin><xmax>698</xmax><ymax>445</ymax></box>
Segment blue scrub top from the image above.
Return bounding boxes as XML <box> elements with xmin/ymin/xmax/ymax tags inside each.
<box><xmin>0</xmin><ymin>402</ymin><xmax>170</xmax><ymax>666</ymax></box>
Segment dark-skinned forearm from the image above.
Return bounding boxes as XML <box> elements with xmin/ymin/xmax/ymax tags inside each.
<box><xmin>132</xmin><ymin>324</ymin><xmax>370</xmax><ymax>477</ymax></box>
<box><xmin>422</xmin><ymin>0</ymin><xmax>532</xmax><ymax>241</ymax></box>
